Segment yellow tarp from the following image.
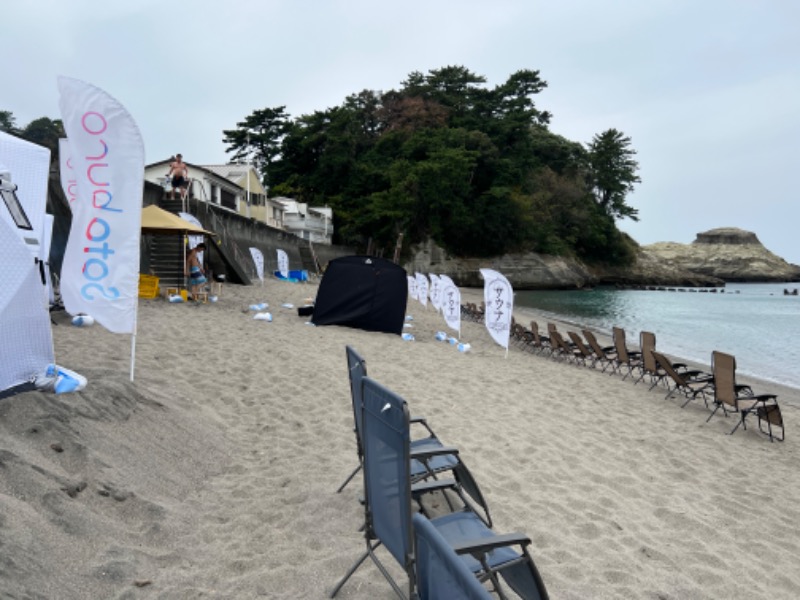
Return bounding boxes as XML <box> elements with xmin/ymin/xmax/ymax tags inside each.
<box><xmin>140</xmin><ymin>205</ymin><xmax>213</xmax><ymax>235</ymax></box>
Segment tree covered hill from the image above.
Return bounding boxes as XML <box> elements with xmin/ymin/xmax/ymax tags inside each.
<box><xmin>1</xmin><ymin>66</ymin><xmax>642</xmax><ymax>267</ymax></box>
<box><xmin>223</xmin><ymin>65</ymin><xmax>641</xmax><ymax>265</ymax></box>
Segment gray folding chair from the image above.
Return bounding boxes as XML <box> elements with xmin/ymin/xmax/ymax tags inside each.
<box><xmin>337</xmin><ymin>346</ymin><xmax>491</xmax><ymax>526</ymax></box>
<box><xmin>331</xmin><ymin>376</ymin><xmax>549</xmax><ymax>599</ymax></box>
<box><xmin>414</xmin><ymin>513</ymin><xmax>493</xmax><ymax>600</ymax></box>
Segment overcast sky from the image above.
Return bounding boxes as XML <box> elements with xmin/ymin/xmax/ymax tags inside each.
<box><xmin>4</xmin><ymin>0</ymin><xmax>799</xmax><ymax>263</ymax></box>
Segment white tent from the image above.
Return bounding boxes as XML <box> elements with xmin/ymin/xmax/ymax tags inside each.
<box><xmin>0</xmin><ymin>131</ymin><xmax>50</xmax><ymax>259</ymax></box>
<box><xmin>0</xmin><ymin>215</ymin><xmax>55</xmax><ymax>397</ymax></box>
<box><xmin>0</xmin><ymin>134</ymin><xmax>56</xmax><ymax>398</ymax></box>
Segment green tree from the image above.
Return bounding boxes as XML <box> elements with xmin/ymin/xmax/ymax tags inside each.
<box><xmin>20</xmin><ymin>117</ymin><xmax>65</xmax><ymax>163</ymax></box>
<box><xmin>587</xmin><ymin>128</ymin><xmax>640</xmax><ymax>221</ymax></box>
<box><xmin>227</xmin><ymin>66</ymin><xmax>641</xmax><ymax>264</ymax></box>
<box><xmin>222</xmin><ymin>106</ymin><xmax>292</xmax><ymax>186</ymax></box>
<box><xmin>0</xmin><ymin>110</ymin><xmax>18</xmax><ymax>134</ymax></box>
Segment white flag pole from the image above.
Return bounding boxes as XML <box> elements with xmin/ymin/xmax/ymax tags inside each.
<box><xmin>130</xmin><ymin>332</ymin><xmax>137</xmax><ymax>381</ymax></box>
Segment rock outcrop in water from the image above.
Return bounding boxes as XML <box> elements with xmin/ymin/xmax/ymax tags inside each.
<box><xmin>642</xmin><ymin>228</ymin><xmax>800</xmax><ymax>283</ymax></box>
<box><xmin>406</xmin><ymin>228</ymin><xmax>800</xmax><ymax>289</ymax></box>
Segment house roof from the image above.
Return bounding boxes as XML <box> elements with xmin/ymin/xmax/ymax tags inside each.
<box><xmin>202</xmin><ymin>164</ymin><xmax>249</xmax><ymax>181</ymax></box>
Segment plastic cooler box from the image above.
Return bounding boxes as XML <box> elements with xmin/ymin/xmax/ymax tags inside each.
<box><xmin>274</xmin><ymin>270</ymin><xmax>308</xmax><ymax>282</ymax></box>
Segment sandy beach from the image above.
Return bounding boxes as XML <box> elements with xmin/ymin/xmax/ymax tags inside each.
<box><xmin>2</xmin><ymin>278</ymin><xmax>799</xmax><ymax>599</ymax></box>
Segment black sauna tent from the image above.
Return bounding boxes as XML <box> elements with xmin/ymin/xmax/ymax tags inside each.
<box><xmin>312</xmin><ymin>256</ymin><xmax>408</xmax><ymax>335</ymax></box>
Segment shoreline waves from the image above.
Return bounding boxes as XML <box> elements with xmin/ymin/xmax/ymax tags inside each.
<box><xmin>1</xmin><ymin>280</ymin><xmax>798</xmax><ymax>599</ymax></box>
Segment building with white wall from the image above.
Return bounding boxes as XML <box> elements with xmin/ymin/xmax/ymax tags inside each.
<box><xmin>274</xmin><ymin>197</ymin><xmax>333</xmax><ymax>245</ymax></box>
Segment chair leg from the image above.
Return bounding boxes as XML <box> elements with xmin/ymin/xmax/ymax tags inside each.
<box><xmin>705</xmin><ymin>403</ymin><xmax>722</xmax><ymax>423</ymax></box>
<box><xmin>729</xmin><ymin>415</ymin><xmax>746</xmax><ymax>436</ymax></box>
<box><xmin>758</xmin><ymin>407</ymin><xmax>783</xmax><ymax>442</ymax></box>
<box><xmin>330</xmin><ymin>548</ymin><xmax>370</xmax><ymax>598</ymax></box>
<box><xmin>336</xmin><ymin>463</ymin><xmax>362</xmax><ymax>493</ymax></box>
<box><xmin>366</xmin><ymin>542</ymin><xmax>410</xmax><ymax>600</ymax></box>
<box><xmin>330</xmin><ymin>540</ymin><xmax>382</xmax><ymax>598</ymax></box>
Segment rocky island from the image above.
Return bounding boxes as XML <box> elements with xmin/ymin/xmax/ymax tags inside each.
<box><xmin>641</xmin><ymin>228</ymin><xmax>800</xmax><ymax>283</ymax></box>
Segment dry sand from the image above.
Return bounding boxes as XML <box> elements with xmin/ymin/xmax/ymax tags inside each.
<box><xmin>1</xmin><ymin>279</ymin><xmax>799</xmax><ymax>599</ymax></box>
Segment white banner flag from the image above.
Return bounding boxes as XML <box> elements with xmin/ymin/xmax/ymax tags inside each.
<box><xmin>407</xmin><ymin>275</ymin><xmax>418</xmax><ymax>301</ymax></box>
<box><xmin>439</xmin><ymin>275</ymin><xmax>461</xmax><ymax>335</ymax></box>
<box><xmin>178</xmin><ymin>212</ymin><xmax>204</xmax><ymax>249</ymax></box>
<box><xmin>480</xmin><ymin>268</ymin><xmax>513</xmax><ymax>350</ymax></box>
<box><xmin>428</xmin><ymin>273</ymin><xmax>442</xmax><ymax>312</ymax></box>
<box><xmin>250</xmin><ymin>247</ymin><xmax>265</xmax><ymax>282</ymax></box>
<box><xmin>415</xmin><ymin>273</ymin><xmax>429</xmax><ymax>307</ymax></box>
<box><xmin>58</xmin><ymin>138</ymin><xmax>77</xmax><ymax>211</ymax></box>
<box><xmin>58</xmin><ymin>76</ymin><xmax>145</xmax><ymax>334</ymax></box>
<box><xmin>277</xmin><ymin>249</ymin><xmax>289</xmax><ymax>278</ymax></box>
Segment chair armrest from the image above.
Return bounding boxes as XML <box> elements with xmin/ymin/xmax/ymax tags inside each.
<box><xmin>451</xmin><ymin>531</ymin><xmax>532</xmax><ymax>554</ymax></box>
<box><xmin>410</xmin><ymin>416</ymin><xmax>436</xmax><ymax>437</ymax></box>
<box><xmin>412</xmin><ymin>478</ymin><xmax>457</xmax><ymax>496</ymax></box>
<box><xmin>689</xmin><ymin>373</ymin><xmax>713</xmax><ymax>383</ymax></box>
<box><xmin>684</xmin><ymin>370</ymin><xmax>712</xmax><ymax>380</ymax></box>
<box><xmin>734</xmin><ymin>393</ymin><xmax>776</xmax><ymax>406</ymax></box>
<box><xmin>411</xmin><ymin>445</ymin><xmax>460</xmax><ymax>460</ymax></box>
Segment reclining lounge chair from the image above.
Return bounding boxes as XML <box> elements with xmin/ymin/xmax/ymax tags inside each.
<box><xmin>547</xmin><ymin>326</ymin><xmax>581</xmax><ymax>364</ymax></box>
<box><xmin>612</xmin><ymin>326</ymin><xmax>642</xmax><ymax>381</ymax></box>
<box><xmin>338</xmin><ymin>346</ymin><xmax>492</xmax><ymax>524</ymax></box>
<box><xmin>650</xmin><ymin>350</ymin><xmax>713</xmax><ymax>406</ymax></box>
<box><xmin>567</xmin><ymin>331</ymin><xmax>596</xmax><ymax>368</ymax></box>
<box><xmin>581</xmin><ymin>330</ymin><xmax>618</xmax><ymax>373</ymax></box>
<box><xmin>634</xmin><ymin>331</ymin><xmax>687</xmax><ymax>389</ymax></box>
<box><xmin>331</xmin><ymin>376</ymin><xmax>550</xmax><ymax>599</ymax></box>
<box><xmin>414</xmin><ymin>513</ymin><xmax>493</xmax><ymax>600</ymax></box>
<box><xmin>705</xmin><ymin>351</ymin><xmax>784</xmax><ymax>441</ymax></box>
<box><xmin>527</xmin><ymin>321</ymin><xmax>551</xmax><ymax>355</ymax></box>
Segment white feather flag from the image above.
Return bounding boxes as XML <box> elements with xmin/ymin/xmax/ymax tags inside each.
<box><xmin>407</xmin><ymin>275</ymin><xmax>418</xmax><ymax>301</ymax></box>
<box><xmin>480</xmin><ymin>268</ymin><xmax>513</xmax><ymax>350</ymax></box>
<box><xmin>277</xmin><ymin>249</ymin><xmax>289</xmax><ymax>278</ymax></box>
<box><xmin>438</xmin><ymin>274</ymin><xmax>461</xmax><ymax>335</ymax></box>
<box><xmin>58</xmin><ymin>76</ymin><xmax>144</xmax><ymax>335</ymax></box>
<box><xmin>415</xmin><ymin>273</ymin><xmax>429</xmax><ymax>307</ymax></box>
<box><xmin>428</xmin><ymin>273</ymin><xmax>442</xmax><ymax>312</ymax></box>
<box><xmin>178</xmin><ymin>212</ymin><xmax>204</xmax><ymax>249</ymax></box>
<box><xmin>249</xmin><ymin>247</ymin><xmax>265</xmax><ymax>282</ymax></box>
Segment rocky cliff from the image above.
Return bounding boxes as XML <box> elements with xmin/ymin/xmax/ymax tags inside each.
<box><xmin>406</xmin><ymin>239</ymin><xmax>594</xmax><ymax>289</ymax></box>
<box><xmin>642</xmin><ymin>228</ymin><xmax>800</xmax><ymax>282</ymax></box>
<box><xmin>405</xmin><ymin>227</ymin><xmax>800</xmax><ymax>289</ymax></box>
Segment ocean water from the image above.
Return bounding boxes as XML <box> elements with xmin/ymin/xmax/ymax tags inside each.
<box><xmin>514</xmin><ymin>283</ymin><xmax>800</xmax><ymax>390</ymax></box>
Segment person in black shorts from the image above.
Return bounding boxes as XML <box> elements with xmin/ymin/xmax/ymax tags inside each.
<box><xmin>167</xmin><ymin>153</ymin><xmax>189</xmax><ymax>200</ymax></box>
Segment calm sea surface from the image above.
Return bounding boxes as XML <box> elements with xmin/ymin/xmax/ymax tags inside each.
<box><xmin>514</xmin><ymin>283</ymin><xmax>800</xmax><ymax>390</ymax></box>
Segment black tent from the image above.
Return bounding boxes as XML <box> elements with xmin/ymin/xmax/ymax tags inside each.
<box><xmin>312</xmin><ymin>256</ymin><xmax>408</xmax><ymax>335</ymax></box>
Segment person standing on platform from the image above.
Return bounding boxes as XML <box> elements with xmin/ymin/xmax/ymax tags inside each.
<box><xmin>167</xmin><ymin>153</ymin><xmax>189</xmax><ymax>200</ymax></box>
